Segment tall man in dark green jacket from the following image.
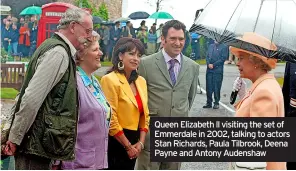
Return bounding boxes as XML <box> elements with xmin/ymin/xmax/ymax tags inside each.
<box><xmin>2</xmin><ymin>8</ymin><xmax>93</xmax><ymax>169</ymax></box>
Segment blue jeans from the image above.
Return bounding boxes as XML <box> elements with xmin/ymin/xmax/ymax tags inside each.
<box><xmin>11</xmin><ymin>42</ymin><xmax>18</xmax><ymax>55</ymax></box>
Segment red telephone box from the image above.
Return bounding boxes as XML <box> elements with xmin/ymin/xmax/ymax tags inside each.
<box><xmin>37</xmin><ymin>2</ymin><xmax>77</xmax><ymax>47</ymax></box>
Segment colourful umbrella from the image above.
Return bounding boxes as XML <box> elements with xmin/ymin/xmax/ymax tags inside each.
<box><xmin>20</xmin><ymin>5</ymin><xmax>42</xmax><ymax>15</ymax></box>
<box><xmin>148</xmin><ymin>12</ymin><xmax>174</xmax><ymax>19</ymax></box>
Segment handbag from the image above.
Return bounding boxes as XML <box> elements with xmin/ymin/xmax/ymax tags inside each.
<box><xmin>230</xmin><ymin>162</ymin><xmax>267</xmax><ymax>170</ymax></box>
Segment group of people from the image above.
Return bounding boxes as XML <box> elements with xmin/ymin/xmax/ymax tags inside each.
<box><xmin>96</xmin><ymin>20</ymin><xmax>164</xmax><ymax>62</ymax></box>
<box><xmin>1</xmin><ymin>15</ymin><xmax>38</xmax><ymax>57</ymax></box>
<box><xmin>0</xmin><ymin>5</ymin><xmax>294</xmax><ymax>171</ymax></box>
<box><xmin>1</xmin><ymin>7</ymin><xmax>198</xmax><ymax>170</ymax></box>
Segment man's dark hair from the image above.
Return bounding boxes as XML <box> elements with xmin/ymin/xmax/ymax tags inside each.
<box><xmin>126</xmin><ymin>21</ymin><xmax>130</xmax><ymax>25</ymax></box>
<box><xmin>115</xmin><ymin>21</ymin><xmax>120</xmax><ymax>25</ymax></box>
<box><xmin>162</xmin><ymin>20</ymin><xmax>186</xmax><ymax>38</ymax></box>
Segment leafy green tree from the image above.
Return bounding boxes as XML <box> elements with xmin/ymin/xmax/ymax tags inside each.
<box><xmin>97</xmin><ymin>3</ymin><xmax>109</xmax><ymax>20</ymax></box>
<box><xmin>75</xmin><ymin>0</ymin><xmax>92</xmax><ymax>8</ymax></box>
<box><xmin>75</xmin><ymin>0</ymin><xmax>109</xmax><ymax>22</ymax></box>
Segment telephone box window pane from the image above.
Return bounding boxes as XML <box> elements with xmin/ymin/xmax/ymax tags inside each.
<box><xmin>46</xmin><ymin>23</ymin><xmax>58</xmax><ymax>31</ymax></box>
<box><xmin>46</xmin><ymin>23</ymin><xmax>58</xmax><ymax>39</ymax></box>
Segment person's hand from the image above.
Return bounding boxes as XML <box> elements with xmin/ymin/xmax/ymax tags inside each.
<box><xmin>126</xmin><ymin>146</ymin><xmax>138</xmax><ymax>159</ymax></box>
<box><xmin>208</xmin><ymin>64</ymin><xmax>214</xmax><ymax>69</ymax></box>
<box><xmin>233</xmin><ymin>77</ymin><xmax>246</xmax><ymax>99</ymax></box>
<box><xmin>2</xmin><ymin>141</ymin><xmax>17</xmax><ymax>156</ymax></box>
<box><xmin>134</xmin><ymin>142</ymin><xmax>143</xmax><ymax>156</ymax></box>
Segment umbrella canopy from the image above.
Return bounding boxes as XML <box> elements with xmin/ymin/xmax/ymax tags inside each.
<box><xmin>148</xmin><ymin>12</ymin><xmax>174</xmax><ymax>19</ymax></box>
<box><xmin>20</xmin><ymin>5</ymin><xmax>41</xmax><ymax>15</ymax></box>
<box><xmin>114</xmin><ymin>17</ymin><xmax>130</xmax><ymax>23</ymax></box>
<box><xmin>190</xmin><ymin>0</ymin><xmax>296</xmax><ymax>63</ymax></box>
<box><xmin>92</xmin><ymin>16</ymin><xmax>104</xmax><ymax>24</ymax></box>
<box><xmin>128</xmin><ymin>11</ymin><xmax>150</xmax><ymax>20</ymax></box>
<box><xmin>101</xmin><ymin>21</ymin><xmax>115</xmax><ymax>26</ymax></box>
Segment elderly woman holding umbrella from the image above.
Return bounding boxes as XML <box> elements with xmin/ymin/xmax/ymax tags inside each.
<box><xmin>231</xmin><ymin>32</ymin><xmax>286</xmax><ymax>170</ymax></box>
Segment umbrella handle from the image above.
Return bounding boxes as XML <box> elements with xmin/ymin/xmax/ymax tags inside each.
<box><xmin>230</xmin><ymin>90</ymin><xmax>238</xmax><ymax>105</ymax></box>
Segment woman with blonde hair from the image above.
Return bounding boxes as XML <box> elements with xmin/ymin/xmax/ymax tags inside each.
<box><xmin>59</xmin><ymin>31</ymin><xmax>111</xmax><ymax>169</ymax></box>
<box><xmin>231</xmin><ymin>32</ymin><xmax>286</xmax><ymax>170</ymax></box>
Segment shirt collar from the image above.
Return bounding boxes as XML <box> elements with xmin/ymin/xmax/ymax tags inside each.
<box><xmin>55</xmin><ymin>32</ymin><xmax>77</xmax><ymax>58</ymax></box>
<box><xmin>77</xmin><ymin>66</ymin><xmax>96</xmax><ymax>87</ymax></box>
<box><xmin>162</xmin><ymin>48</ymin><xmax>181</xmax><ymax>64</ymax></box>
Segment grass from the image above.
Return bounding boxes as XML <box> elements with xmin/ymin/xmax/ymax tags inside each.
<box><xmin>94</xmin><ymin>75</ymin><xmax>102</xmax><ymax>81</ymax></box>
<box><xmin>101</xmin><ymin>61</ymin><xmax>112</xmax><ymax>67</ymax></box>
<box><xmin>195</xmin><ymin>59</ymin><xmax>207</xmax><ymax>65</ymax></box>
<box><xmin>21</xmin><ymin>58</ymin><xmax>31</xmax><ymax>62</ymax></box>
<box><xmin>1</xmin><ymin>88</ymin><xmax>19</xmax><ymax>99</ymax></box>
<box><xmin>276</xmin><ymin>77</ymin><xmax>284</xmax><ymax>87</ymax></box>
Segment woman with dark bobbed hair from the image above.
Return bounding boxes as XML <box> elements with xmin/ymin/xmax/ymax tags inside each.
<box><xmin>101</xmin><ymin>37</ymin><xmax>150</xmax><ymax>170</ymax></box>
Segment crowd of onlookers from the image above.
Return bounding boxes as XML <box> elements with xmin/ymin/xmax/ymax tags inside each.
<box><xmin>1</xmin><ymin>15</ymin><xmax>38</xmax><ymax>58</ymax></box>
<box><xmin>95</xmin><ymin>19</ymin><xmax>219</xmax><ymax>62</ymax></box>
<box><xmin>1</xmin><ymin>15</ymin><xmax>212</xmax><ymax>61</ymax></box>
<box><xmin>95</xmin><ymin>20</ymin><xmax>164</xmax><ymax>62</ymax></box>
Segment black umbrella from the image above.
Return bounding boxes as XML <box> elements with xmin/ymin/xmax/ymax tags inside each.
<box><xmin>92</xmin><ymin>16</ymin><xmax>104</xmax><ymax>24</ymax></box>
<box><xmin>190</xmin><ymin>0</ymin><xmax>296</xmax><ymax>63</ymax></box>
<box><xmin>128</xmin><ymin>11</ymin><xmax>150</xmax><ymax>20</ymax></box>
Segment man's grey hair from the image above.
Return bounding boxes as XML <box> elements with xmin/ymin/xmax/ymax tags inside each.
<box><xmin>58</xmin><ymin>8</ymin><xmax>92</xmax><ymax>30</ymax></box>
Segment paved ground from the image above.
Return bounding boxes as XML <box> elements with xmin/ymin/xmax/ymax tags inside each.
<box><xmin>1</xmin><ymin>64</ymin><xmax>285</xmax><ymax>170</ymax></box>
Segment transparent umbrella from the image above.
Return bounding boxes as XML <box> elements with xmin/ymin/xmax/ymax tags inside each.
<box><xmin>114</xmin><ymin>17</ymin><xmax>130</xmax><ymax>23</ymax></box>
<box><xmin>189</xmin><ymin>0</ymin><xmax>296</xmax><ymax>62</ymax></box>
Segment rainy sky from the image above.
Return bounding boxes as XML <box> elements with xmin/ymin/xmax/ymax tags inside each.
<box><xmin>122</xmin><ymin>0</ymin><xmax>210</xmax><ymax>29</ymax></box>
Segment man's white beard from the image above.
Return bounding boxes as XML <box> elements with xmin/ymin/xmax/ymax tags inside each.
<box><xmin>78</xmin><ymin>37</ymin><xmax>87</xmax><ymax>45</ymax></box>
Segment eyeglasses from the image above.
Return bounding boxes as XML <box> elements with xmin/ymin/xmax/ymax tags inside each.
<box><xmin>75</xmin><ymin>22</ymin><xmax>93</xmax><ymax>35</ymax></box>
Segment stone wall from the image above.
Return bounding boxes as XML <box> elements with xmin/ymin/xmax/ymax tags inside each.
<box><xmin>57</xmin><ymin>0</ymin><xmax>122</xmax><ymax>20</ymax></box>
